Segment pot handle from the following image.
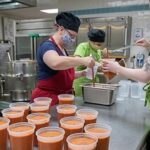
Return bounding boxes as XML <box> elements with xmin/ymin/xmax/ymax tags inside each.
<box><xmin>6</xmin><ymin>49</ymin><xmax>12</xmax><ymax>62</ymax></box>
<box><xmin>15</xmin><ymin>73</ymin><xmax>24</xmax><ymax>80</ymax></box>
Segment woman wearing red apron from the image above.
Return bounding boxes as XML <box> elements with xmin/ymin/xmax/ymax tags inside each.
<box><xmin>31</xmin><ymin>12</ymin><xmax>95</xmax><ymax>106</ymax></box>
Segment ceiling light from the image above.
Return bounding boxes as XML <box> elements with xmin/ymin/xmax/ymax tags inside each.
<box><xmin>40</xmin><ymin>9</ymin><xmax>59</xmax><ymax>14</ymax></box>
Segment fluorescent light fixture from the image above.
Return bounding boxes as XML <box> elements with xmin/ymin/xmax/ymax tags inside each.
<box><xmin>40</xmin><ymin>8</ymin><xmax>58</xmax><ymax>14</ymax></box>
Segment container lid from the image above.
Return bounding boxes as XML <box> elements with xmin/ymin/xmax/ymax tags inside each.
<box><xmin>36</xmin><ymin>126</ymin><xmax>65</xmax><ymax>143</ymax></box>
<box><xmin>84</xmin><ymin>123</ymin><xmax>112</xmax><ymax>138</ymax></box>
<box><xmin>67</xmin><ymin>133</ymin><xmax>98</xmax><ymax>150</ymax></box>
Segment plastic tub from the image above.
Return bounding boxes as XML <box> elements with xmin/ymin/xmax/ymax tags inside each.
<box><xmin>9</xmin><ymin>102</ymin><xmax>30</xmax><ymax>121</ymax></box>
<box><xmin>76</xmin><ymin>109</ymin><xmax>98</xmax><ymax>125</ymax></box>
<box><xmin>0</xmin><ymin>117</ymin><xmax>10</xmax><ymax>150</ymax></box>
<box><xmin>30</xmin><ymin>102</ymin><xmax>49</xmax><ymax>113</ymax></box>
<box><xmin>58</xmin><ymin>94</ymin><xmax>74</xmax><ymax>104</ymax></box>
<box><xmin>1</xmin><ymin>108</ymin><xmax>24</xmax><ymax>124</ymax></box>
<box><xmin>67</xmin><ymin>133</ymin><xmax>98</xmax><ymax>150</ymax></box>
<box><xmin>7</xmin><ymin>122</ymin><xmax>35</xmax><ymax>150</ymax></box>
<box><xmin>60</xmin><ymin>116</ymin><xmax>85</xmax><ymax>150</ymax></box>
<box><xmin>84</xmin><ymin>123</ymin><xmax>112</xmax><ymax>150</ymax></box>
<box><xmin>27</xmin><ymin>113</ymin><xmax>50</xmax><ymax>146</ymax></box>
<box><xmin>56</xmin><ymin>104</ymin><xmax>77</xmax><ymax>121</ymax></box>
<box><xmin>36</xmin><ymin>126</ymin><xmax>65</xmax><ymax>150</ymax></box>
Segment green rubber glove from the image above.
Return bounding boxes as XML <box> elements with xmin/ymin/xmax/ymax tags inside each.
<box><xmin>143</xmin><ymin>81</ymin><xmax>150</xmax><ymax>108</ymax></box>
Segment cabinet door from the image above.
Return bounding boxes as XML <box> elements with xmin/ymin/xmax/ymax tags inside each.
<box><xmin>15</xmin><ymin>37</ymin><xmax>32</xmax><ymax>60</ymax></box>
<box><xmin>108</xmin><ymin>23</ymin><xmax>126</xmax><ymax>50</ymax></box>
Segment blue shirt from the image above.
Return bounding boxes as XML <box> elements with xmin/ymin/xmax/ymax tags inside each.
<box><xmin>37</xmin><ymin>40</ymin><xmax>60</xmax><ymax>80</ymax></box>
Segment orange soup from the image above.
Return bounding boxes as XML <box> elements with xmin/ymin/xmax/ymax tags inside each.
<box><xmin>0</xmin><ymin>118</ymin><xmax>9</xmax><ymax>150</ymax></box>
<box><xmin>70</xmin><ymin>137</ymin><xmax>96</xmax><ymax>145</ymax></box>
<box><xmin>9</xmin><ymin>125</ymin><xmax>35</xmax><ymax>150</ymax></box>
<box><xmin>67</xmin><ymin>133</ymin><xmax>97</xmax><ymax>150</ymax></box>
<box><xmin>77</xmin><ymin>111</ymin><xmax>97</xmax><ymax>125</ymax></box>
<box><xmin>38</xmin><ymin>131</ymin><xmax>63</xmax><ymax>150</ymax></box>
<box><xmin>58</xmin><ymin>94</ymin><xmax>74</xmax><ymax>105</ymax></box>
<box><xmin>2</xmin><ymin>110</ymin><xmax>23</xmax><ymax>124</ymax></box>
<box><xmin>27</xmin><ymin>113</ymin><xmax>50</xmax><ymax>146</ymax></box>
<box><xmin>57</xmin><ymin>105</ymin><xmax>77</xmax><ymax>121</ymax></box>
<box><xmin>11</xmin><ymin>105</ymin><xmax>29</xmax><ymax>121</ymax></box>
<box><xmin>60</xmin><ymin>117</ymin><xmax>84</xmax><ymax>150</ymax></box>
<box><xmin>87</xmin><ymin>127</ymin><xmax>110</xmax><ymax>150</ymax></box>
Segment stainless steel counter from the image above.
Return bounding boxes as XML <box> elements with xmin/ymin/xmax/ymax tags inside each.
<box><xmin>76</xmin><ymin>98</ymin><xmax>150</xmax><ymax>150</ymax></box>
<box><xmin>43</xmin><ymin>98</ymin><xmax>150</xmax><ymax>150</ymax></box>
<box><xmin>3</xmin><ymin>98</ymin><xmax>150</xmax><ymax>150</ymax></box>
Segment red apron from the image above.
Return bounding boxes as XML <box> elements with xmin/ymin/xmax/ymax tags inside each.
<box><xmin>31</xmin><ymin>37</ymin><xmax>75</xmax><ymax>106</ymax></box>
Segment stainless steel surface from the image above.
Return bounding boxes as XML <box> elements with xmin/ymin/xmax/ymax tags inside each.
<box><xmin>4</xmin><ymin>60</ymin><xmax>36</xmax><ymax>75</ymax></box>
<box><xmin>109</xmin><ymin>24</ymin><xmax>125</xmax><ymax>49</ymax></box>
<box><xmin>14</xmin><ymin>17</ymin><xmax>131</xmax><ymax>59</ymax></box>
<box><xmin>15</xmin><ymin>36</ymin><xmax>32</xmax><ymax>59</ymax></box>
<box><xmin>0</xmin><ymin>0</ymin><xmax>36</xmax><ymax>10</ymax></box>
<box><xmin>10</xmin><ymin>90</ymin><xmax>31</xmax><ymax>102</ymax></box>
<box><xmin>15</xmin><ymin>35</ymin><xmax>50</xmax><ymax>60</ymax></box>
<box><xmin>4</xmin><ymin>76</ymin><xmax>36</xmax><ymax>91</ymax></box>
<box><xmin>110</xmin><ymin>45</ymin><xmax>135</xmax><ymax>53</ymax></box>
<box><xmin>98</xmin><ymin>72</ymin><xmax>108</xmax><ymax>83</ymax></box>
<box><xmin>3</xmin><ymin>60</ymin><xmax>36</xmax><ymax>90</ymax></box>
<box><xmin>0</xmin><ymin>42</ymin><xmax>13</xmax><ymax>74</ymax></box>
<box><xmin>2</xmin><ymin>98</ymin><xmax>150</xmax><ymax>150</ymax></box>
<box><xmin>77</xmin><ymin>21</ymin><xmax>89</xmax><ymax>44</ymax></box>
<box><xmin>6</xmin><ymin>50</ymin><xmax>12</xmax><ymax>62</ymax></box>
<box><xmin>89</xmin><ymin>16</ymin><xmax>132</xmax><ymax>58</ymax></box>
<box><xmin>0</xmin><ymin>60</ymin><xmax>37</xmax><ymax>102</ymax></box>
<box><xmin>82</xmin><ymin>83</ymin><xmax>119</xmax><ymax>105</ymax></box>
<box><xmin>77</xmin><ymin>98</ymin><xmax>150</xmax><ymax>150</ymax></box>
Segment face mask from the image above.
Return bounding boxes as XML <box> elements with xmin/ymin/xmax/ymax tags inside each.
<box><xmin>61</xmin><ymin>32</ymin><xmax>76</xmax><ymax>50</ymax></box>
<box><xmin>90</xmin><ymin>42</ymin><xmax>102</xmax><ymax>51</ymax></box>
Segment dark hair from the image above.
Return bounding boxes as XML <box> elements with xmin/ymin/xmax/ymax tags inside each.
<box><xmin>56</xmin><ymin>12</ymin><xmax>81</xmax><ymax>33</ymax></box>
<box><xmin>88</xmin><ymin>28</ymin><xmax>105</xmax><ymax>42</ymax></box>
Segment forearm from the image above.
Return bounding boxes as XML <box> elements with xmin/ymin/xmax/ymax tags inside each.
<box><xmin>51</xmin><ymin>56</ymin><xmax>85</xmax><ymax>70</ymax></box>
<box><xmin>117</xmin><ymin>66</ymin><xmax>150</xmax><ymax>83</ymax></box>
<box><xmin>44</xmin><ymin>51</ymin><xmax>86</xmax><ymax>70</ymax></box>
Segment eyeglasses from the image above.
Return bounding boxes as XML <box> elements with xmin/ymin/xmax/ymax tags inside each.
<box><xmin>65</xmin><ymin>29</ymin><xmax>76</xmax><ymax>39</ymax></box>
<box><xmin>56</xmin><ymin>24</ymin><xmax>77</xmax><ymax>39</ymax></box>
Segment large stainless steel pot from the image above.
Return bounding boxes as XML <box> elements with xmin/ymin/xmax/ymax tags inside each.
<box><xmin>4</xmin><ymin>60</ymin><xmax>36</xmax><ymax>75</ymax></box>
<box><xmin>0</xmin><ymin>60</ymin><xmax>37</xmax><ymax>102</ymax></box>
<box><xmin>4</xmin><ymin>76</ymin><xmax>36</xmax><ymax>91</ymax></box>
<box><xmin>10</xmin><ymin>90</ymin><xmax>31</xmax><ymax>102</ymax></box>
<box><xmin>3</xmin><ymin>60</ymin><xmax>37</xmax><ymax>91</ymax></box>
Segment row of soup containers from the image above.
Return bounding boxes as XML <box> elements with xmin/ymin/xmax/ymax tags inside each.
<box><xmin>0</xmin><ymin>95</ymin><xmax>112</xmax><ymax>150</ymax></box>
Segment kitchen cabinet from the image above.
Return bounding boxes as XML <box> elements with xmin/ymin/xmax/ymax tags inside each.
<box><xmin>15</xmin><ymin>35</ymin><xmax>50</xmax><ymax>60</ymax></box>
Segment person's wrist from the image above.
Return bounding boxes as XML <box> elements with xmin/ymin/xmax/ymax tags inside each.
<box><xmin>115</xmin><ymin>63</ymin><xmax>122</xmax><ymax>75</ymax></box>
<box><xmin>81</xmin><ymin>70</ymin><xmax>86</xmax><ymax>77</ymax></box>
